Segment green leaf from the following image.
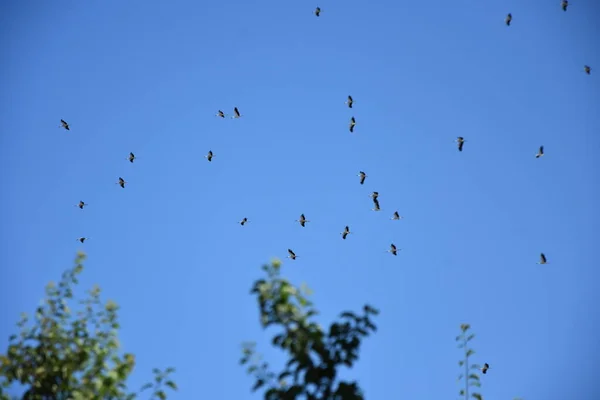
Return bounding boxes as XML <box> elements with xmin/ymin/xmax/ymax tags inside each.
<box><xmin>156</xmin><ymin>390</ymin><xmax>167</xmax><ymax>400</ymax></box>
<box><xmin>165</xmin><ymin>380</ymin><xmax>177</xmax><ymax>390</ymax></box>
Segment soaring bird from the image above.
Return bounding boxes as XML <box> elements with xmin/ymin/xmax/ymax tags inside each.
<box><xmin>232</xmin><ymin>107</ymin><xmax>242</xmax><ymax>119</ymax></box>
<box><xmin>372</xmin><ymin>198</ymin><xmax>381</xmax><ymax>211</ymax></box>
<box><xmin>535</xmin><ymin>146</ymin><xmax>544</xmax><ymax>158</ymax></box>
<box><xmin>60</xmin><ymin>119</ymin><xmax>70</xmax><ymax>130</ymax></box>
<box><xmin>216</xmin><ymin>110</ymin><xmax>226</xmax><ymax>118</ymax></box>
<box><xmin>205</xmin><ymin>150</ymin><xmax>213</xmax><ymax>162</ymax></box>
<box><xmin>537</xmin><ymin>253</ymin><xmax>548</xmax><ymax>264</ymax></box>
<box><xmin>505</xmin><ymin>13</ymin><xmax>512</xmax><ymax>26</ymax></box>
<box><xmin>358</xmin><ymin>171</ymin><xmax>367</xmax><ymax>185</ymax></box>
<box><xmin>116</xmin><ymin>177</ymin><xmax>127</xmax><ymax>188</ymax></box>
<box><xmin>346</xmin><ymin>95</ymin><xmax>354</xmax><ymax>108</ymax></box>
<box><xmin>296</xmin><ymin>214</ymin><xmax>309</xmax><ymax>227</ymax></box>
<box><xmin>456</xmin><ymin>136</ymin><xmax>465</xmax><ymax>152</ymax></box>
<box><xmin>561</xmin><ymin>1</ymin><xmax>568</xmax><ymax>11</ymax></box>
<box><xmin>349</xmin><ymin>117</ymin><xmax>356</xmax><ymax>133</ymax></box>
<box><xmin>480</xmin><ymin>363</ymin><xmax>490</xmax><ymax>374</ymax></box>
<box><xmin>239</xmin><ymin>217</ymin><xmax>248</xmax><ymax>226</ymax></box>
<box><xmin>387</xmin><ymin>243</ymin><xmax>398</xmax><ymax>256</ymax></box>
<box><xmin>391</xmin><ymin>211</ymin><xmax>402</xmax><ymax>220</ymax></box>
<box><xmin>341</xmin><ymin>225</ymin><xmax>352</xmax><ymax>240</ymax></box>
<box><xmin>76</xmin><ymin>201</ymin><xmax>87</xmax><ymax>209</ymax></box>
<box><xmin>287</xmin><ymin>249</ymin><xmax>297</xmax><ymax>260</ymax></box>
<box><xmin>584</xmin><ymin>65</ymin><xmax>591</xmax><ymax>75</ymax></box>
<box><xmin>315</xmin><ymin>7</ymin><xmax>321</xmax><ymax>17</ymax></box>
<box><xmin>127</xmin><ymin>152</ymin><xmax>136</xmax><ymax>163</ymax></box>
<box><xmin>77</xmin><ymin>237</ymin><xmax>88</xmax><ymax>244</ymax></box>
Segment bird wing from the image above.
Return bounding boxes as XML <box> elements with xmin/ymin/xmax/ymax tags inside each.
<box><xmin>539</xmin><ymin>146</ymin><xmax>544</xmax><ymax>154</ymax></box>
<box><xmin>288</xmin><ymin>249</ymin><xmax>295</xmax><ymax>256</ymax></box>
<box><xmin>540</xmin><ymin>253</ymin><xmax>546</xmax><ymax>262</ymax></box>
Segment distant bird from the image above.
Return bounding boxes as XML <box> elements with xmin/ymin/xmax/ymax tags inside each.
<box><xmin>561</xmin><ymin>0</ymin><xmax>568</xmax><ymax>11</ymax></box>
<box><xmin>60</xmin><ymin>119</ymin><xmax>70</xmax><ymax>130</ymax></box>
<box><xmin>372</xmin><ymin>198</ymin><xmax>381</xmax><ymax>211</ymax></box>
<box><xmin>216</xmin><ymin>110</ymin><xmax>226</xmax><ymax>118</ymax></box>
<box><xmin>346</xmin><ymin>95</ymin><xmax>354</xmax><ymax>108</ymax></box>
<box><xmin>76</xmin><ymin>201</ymin><xmax>87</xmax><ymax>209</ymax></box>
<box><xmin>535</xmin><ymin>146</ymin><xmax>544</xmax><ymax>158</ymax></box>
<box><xmin>232</xmin><ymin>107</ymin><xmax>242</xmax><ymax>119</ymax></box>
<box><xmin>505</xmin><ymin>13</ymin><xmax>512</xmax><ymax>26</ymax></box>
<box><xmin>370</xmin><ymin>191</ymin><xmax>379</xmax><ymax>201</ymax></box>
<box><xmin>315</xmin><ymin>7</ymin><xmax>321</xmax><ymax>17</ymax></box>
<box><xmin>537</xmin><ymin>253</ymin><xmax>548</xmax><ymax>264</ymax></box>
<box><xmin>358</xmin><ymin>171</ymin><xmax>367</xmax><ymax>185</ymax></box>
<box><xmin>341</xmin><ymin>225</ymin><xmax>352</xmax><ymax>240</ymax></box>
<box><xmin>116</xmin><ymin>177</ymin><xmax>127</xmax><ymax>188</ymax></box>
<box><xmin>387</xmin><ymin>243</ymin><xmax>399</xmax><ymax>256</ymax></box>
<box><xmin>349</xmin><ymin>117</ymin><xmax>356</xmax><ymax>133</ymax></box>
<box><xmin>205</xmin><ymin>150</ymin><xmax>213</xmax><ymax>162</ymax></box>
<box><xmin>127</xmin><ymin>152</ymin><xmax>136</xmax><ymax>163</ymax></box>
<box><xmin>239</xmin><ymin>217</ymin><xmax>248</xmax><ymax>226</ymax></box>
<box><xmin>584</xmin><ymin>65</ymin><xmax>591</xmax><ymax>75</ymax></box>
<box><xmin>287</xmin><ymin>249</ymin><xmax>298</xmax><ymax>260</ymax></box>
<box><xmin>391</xmin><ymin>211</ymin><xmax>402</xmax><ymax>220</ymax></box>
<box><xmin>77</xmin><ymin>237</ymin><xmax>88</xmax><ymax>244</ymax></box>
<box><xmin>296</xmin><ymin>214</ymin><xmax>309</xmax><ymax>227</ymax></box>
<box><xmin>456</xmin><ymin>136</ymin><xmax>465</xmax><ymax>152</ymax></box>
<box><xmin>480</xmin><ymin>363</ymin><xmax>490</xmax><ymax>374</ymax></box>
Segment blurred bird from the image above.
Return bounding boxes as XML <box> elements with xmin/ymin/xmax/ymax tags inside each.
<box><xmin>116</xmin><ymin>177</ymin><xmax>127</xmax><ymax>188</ymax></box>
<box><xmin>505</xmin><ymin>13</ymin><xmax>512</xmax><ymax>26</ymax></box>
<box><xmin>480</xmin><ymin>363</ymin><xmax>490</xmax><ymax>374</ymax></box>
<box><xmin>287</xmin><ymin>249</ymin><xmax>298</xmax><ymax>260</ymax></box>
<box><xmin>391</xmin><ymin>211</ymin><xmax>403</xmax><ymax>220</ymax></box>
<box><xmin>296</xmin><ymin>214</ymin><xmax>309</xmax><ymax>227</ymax></box>
<box><xmin>456</xmin><ymin>136</ymin><xmax>465</xmax><ymax>152</ymax></box>
<box><xmin>537</xmin><ymin>253</ymin><xmax>548</xmax><ymax>264</ymax></box>
<box><xmin>372</xmin><ymin>198</ymin><xmax>381</xmax><ymax>211</ymax></box>
<box><xmin>584</xmin><ymin>65</ymin><xmax>591</xmax><ymax>75</ymax></box>
<box><xmin>346</xmin><ymin>95</ymin><xmax>354</xmax><ymax>108</ymax></box>
<box><xmin>561</xmin><ymin>1</ymin><xmax>568</xmax><ymax>11</ymax></box>
<box><xmin>77</xmin><ymin>237</ymin><xmax>89</xmax><ymax>243</ymax></box>
<box><xmin>216</xmin><ymin>110</ymin><xmax>226</xmax><ymax>118</ymax></box>
<box><xmin>358</xmin><ymin>171</ymin><xmax>367</xmax><ymax>185</ymax></box>
<box><xmin>232</xmin><ymin>107</ymin><xmax>242</xmax><ymax>119</ymax></box>
<box><xmin>387</xmin><ymin>243</ymin><xmax>399</xmax><ymax>256</ymax></box>
<box><xmin>341</xmin><ymin>225</ymin><xmax>352</xmax><ymax>240</ymax></box>
<box><xmin>315</xmin><ymin>7</ymin><xmax>321</xmax><ymax>17</ymax></box>
<box><xmin>127</xmin><ymin>152</ymin><xmax>136</xmax><ymax>163</ymax></box>
<box><xmin>535</xmin><ymin>146</ymin><xmax>544</xmax><ymax>158</ymax></box>
<box><xmin>239</xmin><ymin>217</ymin><xmax>248</xmax><ymax>226</ymax></box>
<box><xmin>60</xmin><ymin>119</ymin><xmax>70</xmax><ymax>130</ymax></box>
<box><xmin>205</xmin><ymin>150</ymin><xmax>213</xmax><ymax>162</ymax></box>
<box><xmin>349</xmin><ymin>117</ymin><xmax>356</xmax><ymax>133</ymax></box>
<box><xmin>76</xmin><ymin>201</ymin><xmax>87</xmax><ymax>209</ymax></box>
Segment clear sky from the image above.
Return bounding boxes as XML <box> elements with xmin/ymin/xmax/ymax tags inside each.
<box><xmin>1</xmin><ymin>0</ymin><xmax>599</xmax><ymax>399</ymax></box>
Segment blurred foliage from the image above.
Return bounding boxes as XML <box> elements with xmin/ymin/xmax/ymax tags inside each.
<box><xmin>240</xmin><ymin>258</ymin><xmax>379</xmax><ymax>400</ymax></box>
<box><xmin>0</xmin><ymin>252</ymin><xmax>177</xmax><ymax>400</ymax></box>
<box><xmin>456</xmin><ymin>323</ymin><xmax>483</xmax><ymax>400</ymax></box>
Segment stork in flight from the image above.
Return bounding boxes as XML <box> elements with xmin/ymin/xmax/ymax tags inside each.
<box><xmin>314</xmin><ymin>7</ymin><xmax>321</xmax><ymax>17</ymax></box>
<box><xmin>349</xmin><ymin>117</ymin><xmax>356</xmax><ymax>133</ymax></box>
<box><xmin>345</xmin><ymin>95</ymin><xmax>353</xmax><ymax>108</ymax></box>
<box><xmin>341</xmin><ymin>225</ymin><xmax>352</xmax><ymax>240</ymax></box>
<box><xmin>535</xmin><ymin>146</ymin><xmax>544</xmax><ymax>158</ymax></box>
<box><xmin>296</xmin><ymin>214</ymin><xmax>309</xmax><ymax>227</ymax></box>
<box><xmin>116</xmin><ymin>177</ymin><xmax>127</xmax><ymax>188</ymax></box>
<box><xmin>127</xmin><ymin>152</ymin><xmax>136</xmax><ymax>163</ymax></box>
<box><xmin>387</xmin><ymin>243</ymin><xmax>399</xmax><ymax>256</ymax></box>
<box><xmin>505</xmin><ymin>13</ymin><xmax>512</xmax><ymax>26</ymax></box>
<box><xmin>456</xmin><ymin>137</ymin><xmax>465</xmax><ymax>152</ymax></box>
<box><xmin>60</xmin><ymin>119</ymin><xmax>70</xmax><ymax>130</ymax></box>
<box><xmin>480</xmin><ymin>363</ymin><xmax>490</xmax><ymax>375</ymax></box>
<box><xmin>232</xmin><ymin>107</ymin><xmax>242</xmax><ymax>119</ymax></box>
<box><xmin>391</xmin><ymin>211</ymin><xmax>403</xmax><ymax>220</ymax></box>
<box><xmin>205</xmin><ymin>150</ymin><xmax>214</xmax><ymax>162</ymax></box>
<box><xmin>537</xmin><ymin>253</ymin><xmax>548</xmax><ymax>264</ymax></box>
<box><xmin>561</xmin><ymin>1</ymin><xmax>568</xmax><ymax>11</ymax></box>
<box><xmin>76</xmin><ymin>201</ymin><xmax>87</xmax><ymax>210</ymax></box>
<box><xmin>77</xmin><ymin>237</ymin><xmax>89</xmax><ymax>244</ymax></box>
<box><xmin>287</xmin><ymin>249</ymin><xmax>298</xmax><ymax>260</ymax></box>
<box><xmin>216</xmin><ymin>110</ymin><xmax>226</xmax><ymax>118</ymax></box>
<box><xmin>358</xmin><ymin>171</ymin><xmax>367</xmax><ymax>185</ymax></box>
<box><xmin>239</xmin><ymin>217</ymin><xmax>249</xmax><ymax>226</ymax></box>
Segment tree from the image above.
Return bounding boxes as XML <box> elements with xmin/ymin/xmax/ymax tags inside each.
<box><xmin>240</xmin><ymin>259</ymin><xmax>379</xmax><ymax>400</ymax></box>
<box><xmin>456</xmin><ymin>323</ymin><xmax>483</xmax><ymax>400</ymax></box>
<box><xmin>0</xmin><ymin>252</ymin><xmax>177</xmax><ymax>400</ymax></box>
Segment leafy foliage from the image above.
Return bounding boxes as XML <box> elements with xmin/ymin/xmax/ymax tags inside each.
<box><xmin>240</xmin><ymin>259</ymin><xmax>379</xmax><ymax>400</ymax></box>
<box><xmin>456</xmin><ymin>323</ymin><xmax>483</xmax><ymax>400</ymax></box>
<box><xmin>0</xmin><ymin>252</ymin><xmax>177</xmax><ymax>400</ymax></box>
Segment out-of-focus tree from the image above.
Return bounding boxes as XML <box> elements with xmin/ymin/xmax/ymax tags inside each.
<box><xmin>456</xmin><ymin>323</ymin><xmax>483</xmax><ymax>400</ymax></box>
<box><xmin>240</xmin><ymin>259</ymin><xmax>379</xmax><ymax>400</ymax></box>
<box><xmin>0</xmin><ymin>252</ymin><xmax>177</xmax><ymax>400</ymax></box>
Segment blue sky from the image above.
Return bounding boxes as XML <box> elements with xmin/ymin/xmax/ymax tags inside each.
<box><xmin>1</xmin><ymin>0</ymin><xmax>599</xmax><ymax>399</ymax></box>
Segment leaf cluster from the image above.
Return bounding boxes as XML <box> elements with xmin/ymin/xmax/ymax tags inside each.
<box><xmin>456</xmin><ymin>324</ymin><xmax>483</xmax><ymax>400</ymax></box>
<box><xmin>240</xmin><ymin>259</ymin><xmax>379</xmax><ymax>400</ymax></box>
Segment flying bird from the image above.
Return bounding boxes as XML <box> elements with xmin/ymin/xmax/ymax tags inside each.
<box><xmin>535</xmin><ymin>146</ymin><xmax>544</xmax><ymax>158</ymax></box>
<box><xmin>76</xmin><ymin>201</ymin><xmax>87</xmax><ymax>209</ymax></box>
<box><xmin>561</xmin><ymin>1</ymin><xmax>568</xmax><ymax>11</ymax></box>
<box><xmin>116</xmin><ymin>177</ymin><xmax>127</xmax><ymax>188</ymax></box>
<box><xmin>127</xmin><ymin>152</ymin><xmax>136</xmax><ymax>163</ymax></box>
<box><xmin>296</xmin><ymin>214</ymin><xmax>309</xmax><ymax>227</ymax></box>
<box><xmin>239</xmin><ymin>217</ymin><xmax>248</xmax><ymax>226</ymax></box>
<box><xmin>391</xmin><ymin>211</ymin><xmax>402</xmax><ymax>220</ymax></box>
<box><xmin>505</xmin><ymin>13</ymin><xmax>512</xmax><ymax>26</ymax></box>
<box><xmin>216</xmin><ymin>110</ymin><xmax>226</xmax><ymax>118</ymax></box>
<box><xmin>481</xmin><ymin>363</ymin><xmax>490</xmax><ymax>374</ymax></box>
<box><xmin>232</xmin><ymin>107</ymin><xmax>242</xmax><ymax>119</ymax></box>
<box><xmin>387</xmin><ymin>243</ymin><xmax>398</xmax><ymax>256</ymax></box>
<box><xmin>60</xmin><ymin>119</ymin><xmax>70</xmax><ymax>130</ymax></box>
<box><xmin>287</xmin><ymin>249</ymin><xmax>297</xmax><ymax>260</ymax></box>
<box><xmin>349</xmin><ymin>117</ymin><xmax>356</xmax><ymax>133</ymax></box>
<box><xmin>346</xmin><ymin>95</ymin><xmax>353</xmax><ymax>108</ymax></box>
<box><xmin>456</xmin><ymin>136</ymin><xmax>465</xmax><ymax>152</ymax></box>
<box><xmin>77</xmin><ymin>237</ymin><xmax>88</xmax><ymax>244</ymax></box>
<box><xmin>315</xmin><ymin>7</ymin><xmax>321</xmax><ymax>17</ymax></box>
<box><xmin>372</xmin><ymin>198</ymin><xmax>381</xmax><ymax>211</ymax></box>
<box><xmin>358</xmin><ymin>171</ymin><xmax>367</xmax><ymax>185</ymax></box>
<box><xmin>341</xmin><ymin>225</ymin><xmax>352</xmax><ymax>240</ymax></box>
<box><xmin>584</xmin><ymin>65</ymin><xmax>591</xmax><ymax>75</ymax></box>
<box><xmin>537</xmin><ymin>253</ymin><xmax>548</xmax><ymax>264</ymax></box>
<box><xmin>205</xmin><ymin>150</ymin><xmax>213</xmax><ymax>162</ymax></box>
